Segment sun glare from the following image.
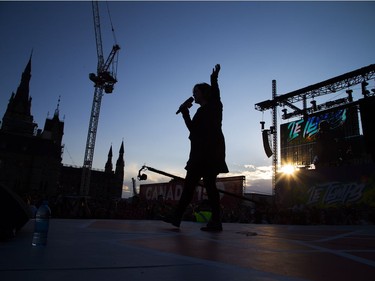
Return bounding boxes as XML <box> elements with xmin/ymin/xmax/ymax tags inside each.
<box><xmin>280</xmin><ymin>164</ymin><xmax>295</xmax><ymax>175</ymax></box>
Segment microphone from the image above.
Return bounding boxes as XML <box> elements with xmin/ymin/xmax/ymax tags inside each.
<box><xmin>176</xmin><ymin>97</ymin><xmax>194</xmax><ymax>114</ymax></box>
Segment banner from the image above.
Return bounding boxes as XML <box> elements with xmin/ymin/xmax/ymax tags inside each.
<box><xmin>139</xmin><ymin>176</ymin><xmax>245</xmax><ymax>208</ymax></box>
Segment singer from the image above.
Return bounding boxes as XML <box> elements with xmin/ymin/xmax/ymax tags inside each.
<box><xmin>163</xmin><ymin>64</ymin><xmax>228</xmax><ymax>232</ymax></box>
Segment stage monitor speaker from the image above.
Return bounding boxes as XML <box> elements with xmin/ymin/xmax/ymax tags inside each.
<box><xmin>262</xmin><ymin>130</ymin><xmax>273</xmax><ymax>158</ymax></box>
<box><xmin>0</xmin><ymin>184</ymin><xmax>31</xmax><ymax>238</ymax></box>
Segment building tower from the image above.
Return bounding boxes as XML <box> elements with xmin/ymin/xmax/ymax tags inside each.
<box><xmin>0</xmin><ymin>56</ymin><xmax>64</xmax><ymax>197</ymax></box>
<box><xmin>1</xmin><ymin>55</ymin><xmax>37</xmax><ymax>135</ymax></box>
<box><xmin>41</xmin><ymin>98</ymin><xmax>64</xmax><ymax>147</ymax></box>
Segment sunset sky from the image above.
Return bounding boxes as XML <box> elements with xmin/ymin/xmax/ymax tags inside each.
<box><xmin>1</xmin><ymin>1</ymin><xmax>374</xmax><ymax>197</ymax></box>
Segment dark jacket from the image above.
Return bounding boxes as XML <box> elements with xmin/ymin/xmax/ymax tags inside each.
<box><xmin>182</xmin><ymin>71</ymin><xmax>229</xmax><ymax>174</ymax></box>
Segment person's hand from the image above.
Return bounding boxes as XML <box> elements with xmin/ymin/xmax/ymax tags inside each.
<box><xmin>212</xmin><ymin>64</ymin><xmax>221</xmax><ymax>76</ymax></box>
<box><xmin>179</xmin><ymin>104</ymin><xmax>191</xmax><ymax>115</ymax></box>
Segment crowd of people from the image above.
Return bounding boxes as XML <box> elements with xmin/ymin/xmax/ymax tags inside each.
<box><xmin>24</xmin><ymin>192</ymin><xmax>375</xmax><ymax>226</ymax></box>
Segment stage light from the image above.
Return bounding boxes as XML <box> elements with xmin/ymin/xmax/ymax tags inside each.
<box><xmin>282</xmin><ymin>109</ymin><xmax>287</xmax><ymax>118</ymax></box>
<box><xmin>362</xmin><ymin>81</ymin><xmax>369</xmax><ymax>97</ymax></box>
<box><xmin>346</xmin><ymin>89</ymin><xmax>353</xmax><ymax>102</ymax></box>
<box><xmin>310</xmin><ymin>100</ymin><xmax>317</xmax><ymax>111</ymax></box>
<box><xmin>260</xmin><ymin>121</ymin><xmax>265</xmax><ymax>130</ymax></box>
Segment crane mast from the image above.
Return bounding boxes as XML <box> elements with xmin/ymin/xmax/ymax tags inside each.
<box><xmin>80</xmin><ymin>0</ymin><xmax>120</xmax><ymax>196</ymax></box>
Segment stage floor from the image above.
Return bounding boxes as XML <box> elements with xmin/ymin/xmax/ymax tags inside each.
<box><xmin>1</xmin><ymin>219</ymin><xmax>374</xmax><ymax>281</ymax></box>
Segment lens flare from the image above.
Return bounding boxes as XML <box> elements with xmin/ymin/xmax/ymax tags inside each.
<box><xmin>280</xmin><ymin>164</ymin><xmax>295</xmax><ymax>175</ymax></box>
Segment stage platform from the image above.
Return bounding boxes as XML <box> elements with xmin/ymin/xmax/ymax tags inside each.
<box><xmin>1</xmin><ymin>219</ymin><xmax>374</xmax><ymax>281</ymax></box>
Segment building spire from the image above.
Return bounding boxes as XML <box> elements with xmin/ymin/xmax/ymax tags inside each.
<box><xmin>15</xmin><ymin>54</ymin><xmax>32</xmax><ymax>112</ymax></box>
<box><xmin>41</xmin><ymin>94</ymin><xmax>64</xmax><ymax>144</ymax></box>
<box><xmin>115</xmin><ymin>140</ymin><xmax>124</xmax><ymax>179</ymax></box>
<box><xmin>119</xmin><ymin>139</ymin><xmax>124</xmax><ymax>154</ymax></box>
<box><xmin>54</xmin><ymin>95</ymin><xmax>61</xmax><ymax>118</ymax></box>
<box><xmin>105</xmin><ymin>145</ymin><xmax>113</xmax><ymax>173</ymax></box>
<box><xmin>1</xmin><ymin>55</ymin><xmax>36</xmax><ymax>135</ymax></box>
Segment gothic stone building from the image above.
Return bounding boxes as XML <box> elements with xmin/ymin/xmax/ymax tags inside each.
<box><xmin>60</xmin><ymin>143</ymin><xmax>124</xmax><ymax>200</ymax></box>
<box><xmin>0</xmin><ymin>57</ymin><xmax>124</xmax><ymax>203</ymax></box>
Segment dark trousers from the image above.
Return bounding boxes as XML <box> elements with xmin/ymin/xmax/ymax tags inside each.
<box><xmin>175</xmin><ymin>170</ymin><xmax>221</xmax><ymax>224</ymax></box>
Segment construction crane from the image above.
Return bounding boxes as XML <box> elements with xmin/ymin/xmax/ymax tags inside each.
<box><xmin>80</xmin><ymin>0</ymin><xmax>120</xmax><ymax>196</ymax></box>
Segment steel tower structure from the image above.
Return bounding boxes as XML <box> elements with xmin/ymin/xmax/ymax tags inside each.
<box><xmin>271</xmin><ymin>80</ymin><xmax>277</xmax><ymax>196</ymax></box>
<box><xmin>255</xmin><ymin>64</ymin><xmax>375</xmax><ymax>196</ymax></box>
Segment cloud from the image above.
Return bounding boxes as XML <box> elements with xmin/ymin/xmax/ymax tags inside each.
<box><xmin>122</xmin><ymin>185</ymin><xmax>132</xmax><ymax>199</ymax></box>
<box><xmin>228</xmin><ymin>164</ymin><xmax>273</xmax><ymax>195</ymax></box>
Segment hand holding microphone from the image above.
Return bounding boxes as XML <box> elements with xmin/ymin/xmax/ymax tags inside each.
<box><xmin>176</xmin><ymin>96</ymin><xmax>194</xmax><ymax>114</ymax></box>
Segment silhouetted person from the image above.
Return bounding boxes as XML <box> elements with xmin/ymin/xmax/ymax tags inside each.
<box><xmin>313</xmin><ymin>120</ymin><xmax>338</xmax><ymax>168</ymax></box>
<box><xmin>164</xmin><ymin>64</ymin><xmax>228</xmax><ymax>231</ymax></box>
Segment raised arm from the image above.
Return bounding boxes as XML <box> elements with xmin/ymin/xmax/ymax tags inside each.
<box><xmin>210</xmin><ymin>64</ymin><xmax>221</xmax><ymax>101</ymax></box>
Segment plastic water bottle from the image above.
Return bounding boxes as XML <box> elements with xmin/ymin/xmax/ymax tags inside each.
<box><xmin>31</xmin><ymin>201</ymin><xmax>51</xmax><ymax>246</ymax></box>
